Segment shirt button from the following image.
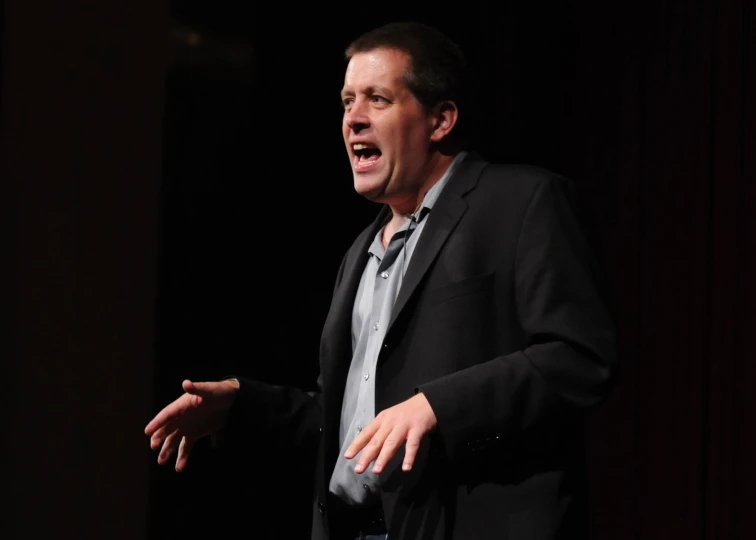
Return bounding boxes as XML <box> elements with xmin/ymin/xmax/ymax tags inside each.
<box><xmin>364</xmin><ymin>373</ymin><xmax>370</xmax><ymax>381</ymax></box>
<box><xmin>363</xmin><ymin>484</ymin><xmax>370</xmax><ymax>491</ymax></box>
<box><xmin>357</xmin><ymin>424</ymin><xmax>363</xmax><ymax>433</ymax></box>
<box><xmin>380</xmin><ymin>271</ymin><xmax>389</xmax><ymax>279</ymax></box>
<box><xmin>373</xmin><ymin>323</ymin><xmax>379</xmax><ymax>331</ymax></box>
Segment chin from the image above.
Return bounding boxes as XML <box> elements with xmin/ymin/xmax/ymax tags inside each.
<box><xmin>353</xmin><ymin>175</ymin><xmax>386</xmax><ymax>201</ymax></box>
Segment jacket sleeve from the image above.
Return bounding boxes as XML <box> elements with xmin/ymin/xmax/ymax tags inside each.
<box><xmin>418</xmin><ymin>175</ymin><xmax>619</xmax><ymax>462</ymax></box>
<box><xmin>219</xmin><ymin>375</ymin><xmax>324</xmax><ymax>450</ymax></box>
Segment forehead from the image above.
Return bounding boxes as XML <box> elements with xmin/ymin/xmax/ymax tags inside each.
<box><xmin>341</xmin><ymin>48</ymin><xmax>410</xmax><ymax>94</ymax></box>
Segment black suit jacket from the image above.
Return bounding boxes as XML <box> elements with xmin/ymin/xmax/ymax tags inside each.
<box><xmin>227</xmin><ymin>152</ymin><xmax>619</xmax><ymax>540</ymax></box>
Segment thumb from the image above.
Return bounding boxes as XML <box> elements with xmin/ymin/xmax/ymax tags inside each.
<box><xmin>182</xmin><ymin>379</ymin><xmax>216</xmax><ymax>396</ymax></box>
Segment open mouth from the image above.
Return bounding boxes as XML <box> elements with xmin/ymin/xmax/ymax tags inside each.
<box><xmin>353</xmin><ymin>143</ymin><xmax>382</xmax><ymax>171</ymax></box>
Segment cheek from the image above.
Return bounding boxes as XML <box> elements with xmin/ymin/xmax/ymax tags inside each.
<box><xmin>404</xmin><ymin>118</ymin><xmax>432</xmax><ymax>145</ymax></box>
<box><xmin>389</xmin><ymin>122</ymin><xmax>424</xmax><ymax>151</ymax></box>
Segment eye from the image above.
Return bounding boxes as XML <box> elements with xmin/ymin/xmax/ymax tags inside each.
<box><xmin>341</xmin><ymin>97</ymin><xmax>354</xmax><ymax>110</ymax></box>
<box><xmin>371</xmin><ymin>95</ymin><xmax>388</xmax><ymax>103</ymax></box>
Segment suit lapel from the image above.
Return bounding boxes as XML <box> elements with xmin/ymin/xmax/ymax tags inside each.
<box><xmin>388</xmin><ymin>153</ymin><xmax>487</xmax><ymax>332</ymax></box>
<box><xmin>321</xmin><ymin>153</ymin><xmax>487</xmax><ymax>385</ymax></box>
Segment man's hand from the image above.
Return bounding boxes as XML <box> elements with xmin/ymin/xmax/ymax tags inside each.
<box><xmin>345</xmin><ymin>392</ymin><xmax>437</xmax><ymax>474</ymax></box>
<box><xmin>144</xmin><ymin>379</ymin><xmax>240</xmax><ymax>472</ymax></box>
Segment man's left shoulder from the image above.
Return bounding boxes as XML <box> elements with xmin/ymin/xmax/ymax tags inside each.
<box><xmin>473</xmin><ymin>161</ymin><xmax>574</xmax><ymax>202</ymax></box>
<box><xmin>479</xmin><ymin>162</ymin><xmax>570</xmax><ymax>188</ymax></box>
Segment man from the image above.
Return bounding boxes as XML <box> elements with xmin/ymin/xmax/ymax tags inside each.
<box><xmin>145</xmin><ymin>21</ymin><xmax>618</xmax><ymax>540</ymax></box>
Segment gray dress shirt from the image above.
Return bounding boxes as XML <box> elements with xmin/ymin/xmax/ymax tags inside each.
<box><xmin>328</xmin><ymin>151</ymin><xmax>468</xmax><ymax>506</ymax></box>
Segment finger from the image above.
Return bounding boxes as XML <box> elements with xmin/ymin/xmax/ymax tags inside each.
<box><xmin>175</xmin><ymin>436</ymin><xmax>195</xmax><ymax>472</ymax></box>
<box><xmin>345</xmin><ymin>419</ymin><xmax>380</xmax><ymax>460</ymax></box>
<box><xmin>149</xmin><ymin>425</ymin><xmax>165</xmax><ymax>449</ymax></box>
<box><xmin>158</xmin><ymin>430</ymin><xmax>182</xmax><ymax>465</ymax></box>
<box><xmin>372</xmin><ymin>426</ymin><xmax>407</xmax><ymax>474</ymax></box>
<box><xmin>145</xmin><ymin>398</ymin><xmax>186</xmax><ymax>436</ymax></box>
<box><xmin>401</xmin><ymin>432</ymin><xmax>423</xmax><ymax>472</ymax></box>
<box><xmin>354</xmin><ymin>426</ymin><xmax>389</xmax><ymax>474</ymax></box>
<box><xmin>150</xmin><ymin>422</ymin><xmax>176</xmax><ymax>450</ymax></box>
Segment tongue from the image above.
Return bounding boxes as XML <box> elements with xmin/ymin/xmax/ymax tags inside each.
<box><xmin>360</xmin><ymin>150</ymin><xmax>381</xmax><ymax>162</ymax></box>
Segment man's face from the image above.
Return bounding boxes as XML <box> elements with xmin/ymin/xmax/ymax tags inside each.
<box><xmin>341</xmin><ymin>48</ymin><xmax>437</xmax><ymax>208</ymax></box>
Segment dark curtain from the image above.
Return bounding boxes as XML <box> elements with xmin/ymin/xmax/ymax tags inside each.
<box><xmin>560</xmin><ymin>2</ymin><xmax>756</xmax><ymax>539</ymax></box>
<box><xmin>1</xmin><ymin>1</ymin><xmax>166</xmax><ymax>539</ymax></box>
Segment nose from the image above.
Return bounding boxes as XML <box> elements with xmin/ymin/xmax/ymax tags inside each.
<box><xmin>344</xmin><ymin>99</ymin><xmax>369</xmax><ymax>133</ymax></box>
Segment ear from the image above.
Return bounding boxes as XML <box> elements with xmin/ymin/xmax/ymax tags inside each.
<box><xmin>429</xmin><ymin>100</ymin><xmax>459</xmax><ymax>143</ymax></box>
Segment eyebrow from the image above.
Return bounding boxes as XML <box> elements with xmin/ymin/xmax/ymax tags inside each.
<box><xmin>340</xmin><ymin>85</ymin><xmax>393</xmax><ymax>99</ymax></box>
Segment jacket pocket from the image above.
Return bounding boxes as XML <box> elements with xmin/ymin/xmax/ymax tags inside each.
<box><xmin>423</xmin><ymin>273</ymin><xmax>494</xmax><ymax>305</ymax></box>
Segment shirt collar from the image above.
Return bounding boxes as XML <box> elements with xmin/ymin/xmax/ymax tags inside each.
<box><xmin>414</xmin><ymin>150</ymin><xmax>468</xmax><ymax>216</ymax></box>
<box><xmin>367</xmin><ymin>150</ymin><xmax>468</xmax><ymax>257</ymax></box>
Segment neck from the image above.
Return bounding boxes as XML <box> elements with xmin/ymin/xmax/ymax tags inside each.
<box><xmin>388</xmin><ymin>151</ymin><xmax>457</xmax><ymax>218</ymax></box>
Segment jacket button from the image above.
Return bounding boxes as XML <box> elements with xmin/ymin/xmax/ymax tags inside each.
<box><xmin>318</xmin><ymin>500</ymin><xmax>325</xmax><ymax>515</ymax></box>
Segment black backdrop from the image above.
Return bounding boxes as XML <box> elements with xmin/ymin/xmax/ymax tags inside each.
<box><xmin>2</xmin><ymin>1</ymin><xmax>753</xmax><ymax>539</ymax></box>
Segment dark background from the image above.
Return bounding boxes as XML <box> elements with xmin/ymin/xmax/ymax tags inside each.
<box><xmin>2</xmin><ymin>0</ymin><xmax>754</xmax><ymax>539</ymax></box>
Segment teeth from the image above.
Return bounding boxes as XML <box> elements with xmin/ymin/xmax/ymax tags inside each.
<box><xmin>353</xmin><ymin>143</ymin><xmax>370</xmax><ymax>150</ymax></box>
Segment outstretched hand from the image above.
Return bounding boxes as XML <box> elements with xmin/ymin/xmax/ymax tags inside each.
<box><xmin>345</xmin><ymin>392</ymin><xmax>437</xmax><ymax>475</ymax></box>
<box><xmin>144</xmin><ymin>379</ymin><xmax>240</xmax><ymax>472</ymax></box>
